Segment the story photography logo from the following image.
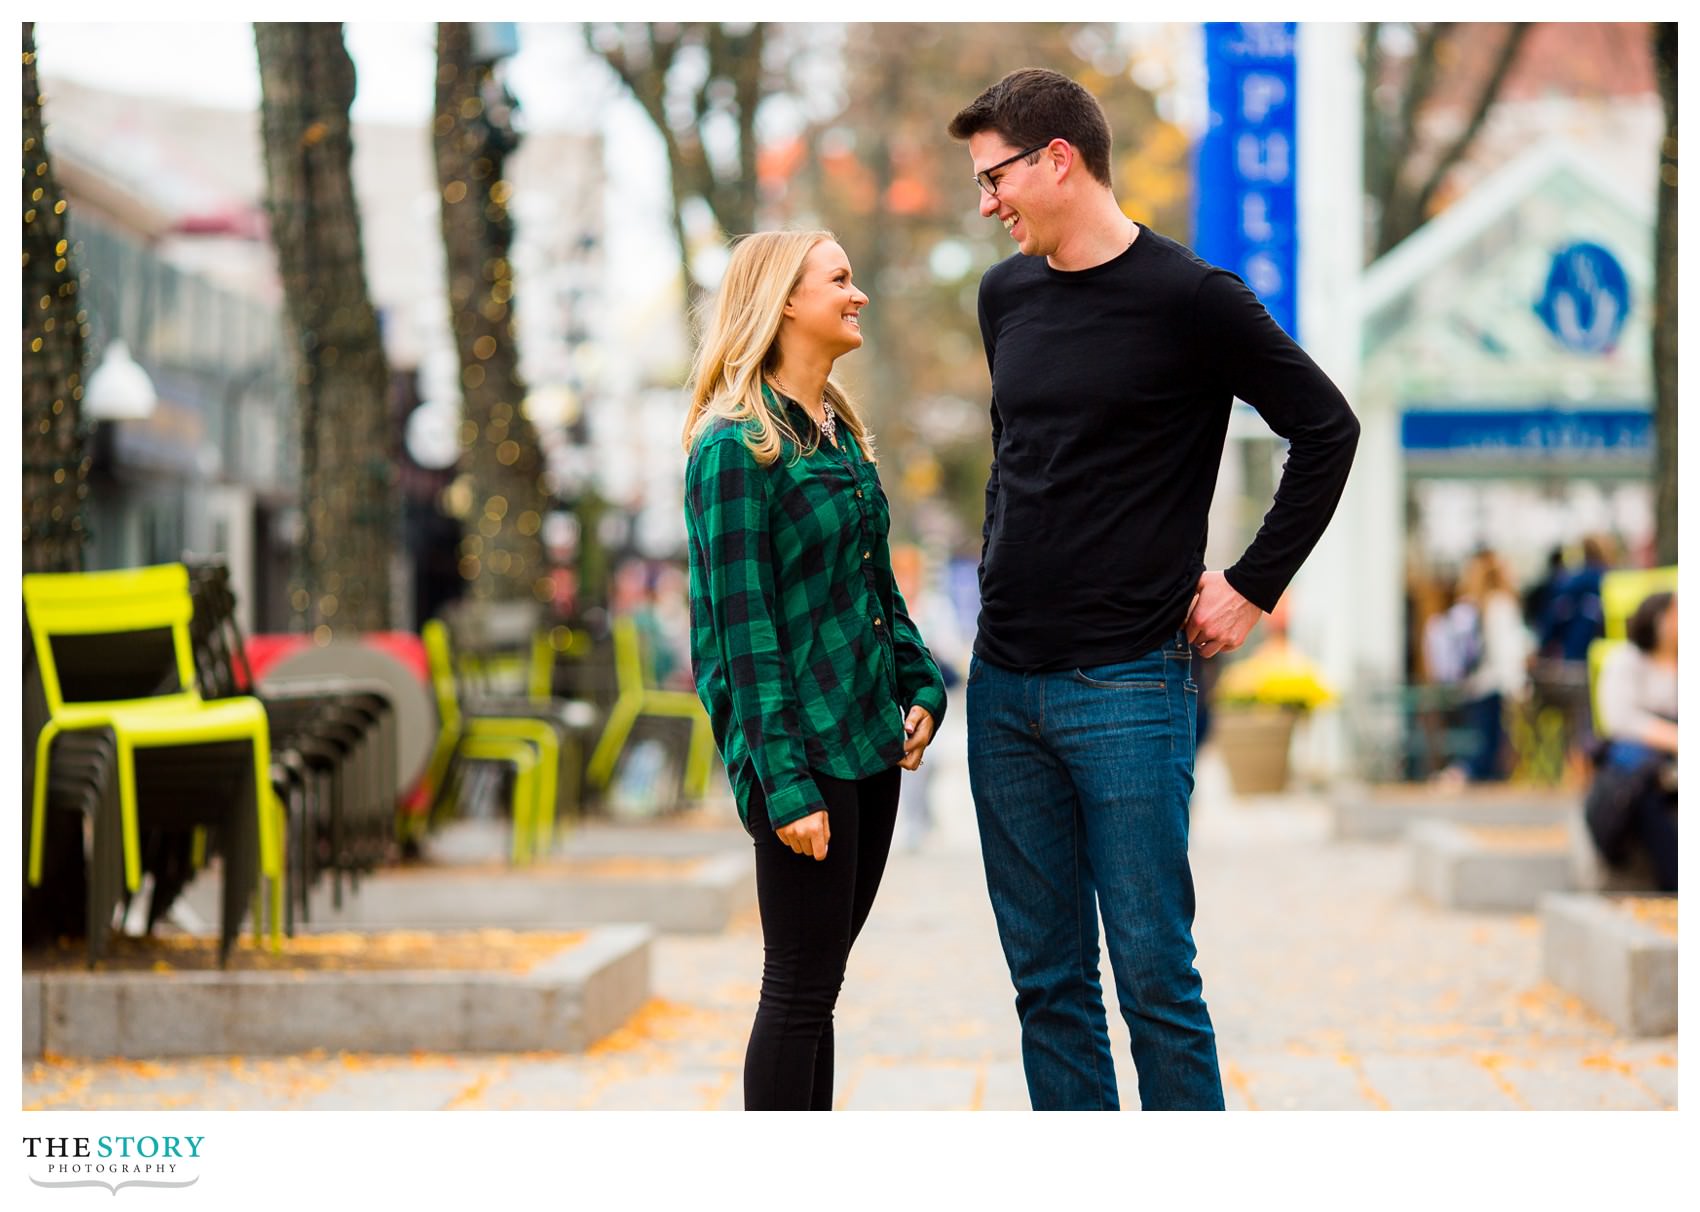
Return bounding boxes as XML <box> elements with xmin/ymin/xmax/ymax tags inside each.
<box><xmin>22</xmin><ymin>1132</ymin><xmax>204</xmax><ymax>1195</ymax></box>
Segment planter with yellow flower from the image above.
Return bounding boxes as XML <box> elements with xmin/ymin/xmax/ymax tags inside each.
<box><xmin>1211</xmin><ymin>640</ymin><xmax>1335</xmax><ymax>795</ymax></box>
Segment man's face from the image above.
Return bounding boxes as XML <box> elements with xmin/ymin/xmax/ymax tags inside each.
<box><xmin>969</xmin><ymin>131</ymin><xmax>1053</xmax><ymax>256</ymax></box>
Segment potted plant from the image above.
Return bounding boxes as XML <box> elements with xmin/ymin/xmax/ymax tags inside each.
<box><xmin>1210</xmin><ymin>637</ymin><xmax>1335</xmax><ymax>795</ymax></box>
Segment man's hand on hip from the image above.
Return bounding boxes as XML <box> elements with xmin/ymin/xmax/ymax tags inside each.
<box><xmin>1185</xmin><ymin>570</ymin><xmax>1263</xmax><ymax>658</ymax></box>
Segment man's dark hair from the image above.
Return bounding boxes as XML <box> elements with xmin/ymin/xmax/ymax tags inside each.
<box><xmin>947</xmin><ymin>68</ymin><xmax>1114</xmax><ymax>189</ymax></box>
<box><xmin>1626</xmin><ymin>590</ymin><xmax>1674</xmax><ymax>653</ymax></box>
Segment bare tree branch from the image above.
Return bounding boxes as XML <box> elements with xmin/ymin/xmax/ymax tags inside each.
<box><xmin>585</xmin><ymin>20</ymin><xmax>771</xmax><ymax>304</ymax></box>
<box><xmin>1412</xmin><ymin>22</ymin><xmax>1531</xmax><ymax>220</ymax></box>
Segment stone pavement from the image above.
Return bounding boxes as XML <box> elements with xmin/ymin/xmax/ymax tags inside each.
<box><xmin>23</xmin><ymin>692</ymin><xmax>1677</xmax><ymax>1112</ymax></box>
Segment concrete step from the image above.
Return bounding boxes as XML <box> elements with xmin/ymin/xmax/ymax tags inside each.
<box><xmin>1331</xmin><ymin>781</ymin><xmax>1575</xmax><ymax>842</ymax></box>
<box><xmin>23</xmin><ymin>924</ymin><xmax>652</xmax><ymax>1059</ymax></box>
<box><xmin>1409</xmin><ymin>819</ymin><xmax>1575</xmax><ymax>912</ymax></box>
<box><xmin>1541</xmin><ymin>893</ymin><xmax>1677</xmax><ymax>1037</ymax></box>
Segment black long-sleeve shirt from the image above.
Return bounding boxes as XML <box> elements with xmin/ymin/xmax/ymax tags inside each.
<box><xmin>974</xmin><ymin>227</ymin><xmax>1360</xmax><ymax>671</ymax></box>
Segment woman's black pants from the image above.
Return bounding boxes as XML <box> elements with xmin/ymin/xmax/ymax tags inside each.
<box><xmin>744</xmin><ymin>765</ymin><xmax>901</xmax><ymax>1111</ymax></box>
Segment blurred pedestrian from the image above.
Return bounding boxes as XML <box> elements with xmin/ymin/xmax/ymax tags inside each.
<box><xmin>1420</xmin><ymin>570</ymin><xmax>1473</xmax><ymax>687</ymax></box>
<box><xmin>948</xmin><ymin>69</ymin><xmax>1358</xmax><ymax>1111</ymax></box>
<box><xmin>681</xmin><ymin>230</ymin><xmax>948</xmax><ymax>1110</ymax></box>
<box><xmin>1416</xmin><ymin>570</ymin><xmax>1477</xmax><ymax>785</ymax></box>
<box><xmin>1522</xmin><ymin>546</ymin><xmax>1567</xmax><ymax>639</ymax></box>
<box><xmin>1587</xmin><ymin>591</ymin><xmax>1677</xmax><ymax>890</ymax></box>
<box><xmin>1539</xmin><ymin>532</ymin><xmax>1619</xmax><ymax>661</ymax></box>
<box><xmin>1455</xmin><ymin>549</ymin><xmax>1531</xmax><ymax>781</ymax></box>
<box><xmin>1532</xmin><ymin>533</ymin><xmax>1621</xmax><ymax>760</ymax></box>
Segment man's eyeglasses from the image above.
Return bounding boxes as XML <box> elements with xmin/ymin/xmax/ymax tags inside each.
<box><xmin>973</xmin><ymin>143</ymin><xmax>1052</xmax><ymax>197</ymax></box>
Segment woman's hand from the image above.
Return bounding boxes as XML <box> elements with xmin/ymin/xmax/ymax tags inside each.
<box><xmin>775</xmin><ymin>810</ymin><xmax>831</xmax><ymax>860</ymax></box>
<box><xmin>899</xmin><ymin>706</ymin><xmax>935</xmax><ymax>771</ymax></box>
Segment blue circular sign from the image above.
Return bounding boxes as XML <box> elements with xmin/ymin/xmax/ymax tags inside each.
<box><xmin>1534</xmin><ymin>241</ymin><xmax>1631</xmax><ymax>355</ymax></box>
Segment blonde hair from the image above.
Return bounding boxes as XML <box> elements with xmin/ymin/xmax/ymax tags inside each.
<box><xmin>1459</xmin><ymin>549</ymin><xmax>1513</xmax><ymax>604</ymax></box>
<box><xmin>681</xmin><ymin>230</ymin><xmax>876</xmax><ymax>466</ymax></box>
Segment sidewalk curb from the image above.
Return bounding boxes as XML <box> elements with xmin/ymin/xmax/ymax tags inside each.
<box><xmin>1409</xmin><ymin>820</ymin><xmax>1574</xmax><ymax>911</ymax></box>
<box><xmin>1540</xmin><ymin>894</ymin><xmax>1677</xmax><ymax>1037</ymax></box>
<box><xmin>1331</xmin><ymin>783</ymin><xmax>1575</xmax><ymax>842</ymax></box>
<box><xmin>25</xmin><ymin>924</ymin><xmax>653</xmax><ymax>1059</ymax></box>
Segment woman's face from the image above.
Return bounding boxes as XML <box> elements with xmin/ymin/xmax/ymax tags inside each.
<box><xmin>781</xmin><ymin>241</ymin><xmax>868</xmax><ymax>360</ymax></box>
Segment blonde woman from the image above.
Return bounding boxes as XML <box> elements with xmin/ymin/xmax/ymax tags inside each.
<box><xmin>1456</xmin><ymin>548</ymin><xmax>1531</xmax><ymax>781</ymax></box>
<box><xmin>682</xmin><ymin>231</ymin><xmax>947</xmax><ymax>1110</ymax></box>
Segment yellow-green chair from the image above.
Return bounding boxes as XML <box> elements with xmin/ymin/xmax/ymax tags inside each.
<box><xmin>1588</xmin><ymin>566</ymin><xmax>1677</xmax><ymax>733</ymax></box>
<box><xmin>467</xmin><ymin>621</ymin><xmax>594</xmax><ymax>826</ymax></box>
<box><xmin>23</xmin><ymin>564</ymin><xmax>282</xmax><ymax>960</ymax></box>
<box><xmin>421</xmin><ymin>618</ymin><xmax>560</xmax><ymax>863</ymax></box>
<box><xmin>584</xmin><ymin>615</ymin><xmax>716</xmax><ymax>799</ymax></box>
<box><xmin>1586</xmin><ymin>637</ymin><xmax>1622</xmax><ymax>737</ymax></box>
<box><xmin>531</xmin><ymin>625</ymin><xmax>592</xmax><ymax>702</ymax></box>
<box><xmin>1601</xmin><ymin>566</ymin><xmax>1677</xmax><ymax>640</ymax></box>
<box><xmin>456</xmin><ymin>734</ymin><xmax>541</xmax><ymax>863</ymax></box>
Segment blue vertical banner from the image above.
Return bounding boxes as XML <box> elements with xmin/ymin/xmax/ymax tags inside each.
<box><xmin>1195</xmin><ymin>22</ymin><xmax>1300</xmax><ymax>340</ymax></box>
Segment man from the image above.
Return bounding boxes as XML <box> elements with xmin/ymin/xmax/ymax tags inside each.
<box><xmin>948</xmin><ymin>68</ymin><xmax>1359</xmax><ymax>1111</ymax></box>
<box><xmin>1538</xmin><ymin>533</ymin><xmax>1618</xmax><ymax>663</ymax></box>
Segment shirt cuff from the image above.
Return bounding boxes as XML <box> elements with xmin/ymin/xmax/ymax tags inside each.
<box><xmin>908</xmin><ymin>684</ymin><xmax>948</xmax><ymax>733</ymax></box>
<box><xmin>1222</xmin><ymin>564</ymin><xmax>1280</xmax><ymax>615</ymax></box>
<box><xmin>764</xmin><ymin>778</ymin><xmax>828</xmax><ymax>830</ymax></box>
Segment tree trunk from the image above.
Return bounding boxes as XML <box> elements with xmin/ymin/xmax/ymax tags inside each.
<box><xmin>434</xmin><ymin>22</ymin><xmax>549</xmax><ymax>605</ymax></box>
<box><xmin>21</xmin><ymin>24</ymin><xmax>90</xmax><ymax>574</ymax></box>
<box><xmin>1652</xmin><ymin>22</ymin><xmax>1677</xmax><ymax>566</ymax></box>
<box><xmin>254</xmin><ymin>22</ymin><xmax>395</xmax><ymax>633</ymax></box>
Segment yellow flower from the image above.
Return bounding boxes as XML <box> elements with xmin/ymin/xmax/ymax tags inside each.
<box><xmin>1216</xmin><ymin>639</ymin><xmax>1335</xmax><ymax>712</ymax></box>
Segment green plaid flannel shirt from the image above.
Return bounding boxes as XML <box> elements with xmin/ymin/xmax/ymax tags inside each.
<box><xmin>685</xmin><ymin>393</ymin><xmax>948</xmax><ymax>831</ymax></box>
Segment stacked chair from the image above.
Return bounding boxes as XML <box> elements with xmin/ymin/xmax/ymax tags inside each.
<box><xmin>420</xmin><ymin>618</ymin><xmax>586</xmax><ymax>863</ymax></box>
<box><xmin>440</xmin><ymin>601</ymin><xmax>599</xmax><ymax>819</ymax></box>
<box><xmin>22</xmin><ymin>619</ymin><xmax>123</xmax><ymax>963</ymax></box>
<box><xmin>583</xmin><ymin>615</ymin><xmax>717</xmax><ymax>804</ymax></box>
<box><xmin>184</xmin><ymin>558</ymin><xmax>398</xmax><ymax>933</ymax></box>
<box><xmin>22</xmin><ymin>564</ymin><xmax>282</xmax><ymax>966</ymax></box>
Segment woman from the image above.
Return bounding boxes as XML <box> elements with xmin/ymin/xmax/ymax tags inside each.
<box><xmin>1455</xmin><ymin>549</ymin><xmax>1531</xmax><ymax>781</ymax></box>
<box><xmin>1591</xmin><ymin>590</ymin><xmax>1677</xmax><ymax>890</ymax></box>
<box><xmin>681</xmin><ymin>230</ymin><xmax>947</xmax><ymax>1110</ymax></box>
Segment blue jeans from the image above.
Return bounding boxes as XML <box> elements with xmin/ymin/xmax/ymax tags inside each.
<box><xmin>1462</xmin><ymin>691</ymin><xmax>1505</xmax><ymax>781</ymax></box>
<box><xmin>966</xmin><ymin>631</ymin><xmax>1224</xmax><ymax>1110</ymax></box>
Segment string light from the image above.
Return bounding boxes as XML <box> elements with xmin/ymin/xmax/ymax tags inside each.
<box><xmin>21</xmin><ymin>25</ymin><xmax>91</xmax><ymax>573</ymax></box>
<box><xmin>434</xmin><ymin>22</ymin><xmax>551</xmax><ymax>603</ymax></box>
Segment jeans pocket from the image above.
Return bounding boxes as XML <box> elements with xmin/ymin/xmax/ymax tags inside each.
<box><xmin>1073</xmin><ymin>659</ymin><xmax>1165</xmax><ymax>690</ymax></box>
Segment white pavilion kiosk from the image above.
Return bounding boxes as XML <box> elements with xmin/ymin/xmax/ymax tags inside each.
<box><xmin>1294</xmin><ymin>139</ymin><xmax>1656</xmax><ymax>778</ymax></box>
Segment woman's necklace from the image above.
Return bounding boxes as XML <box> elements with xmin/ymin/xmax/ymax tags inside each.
<box><xmin>772</xmin><ymin>377</ymin><xmax>836</xmax><ymax>448</ymax></box>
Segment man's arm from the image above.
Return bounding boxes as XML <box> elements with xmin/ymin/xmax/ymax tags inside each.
<box><xmin>1188</xmin><ymin>270</ymin><xmax>1361</xmax><ymax>656</ymax></box>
